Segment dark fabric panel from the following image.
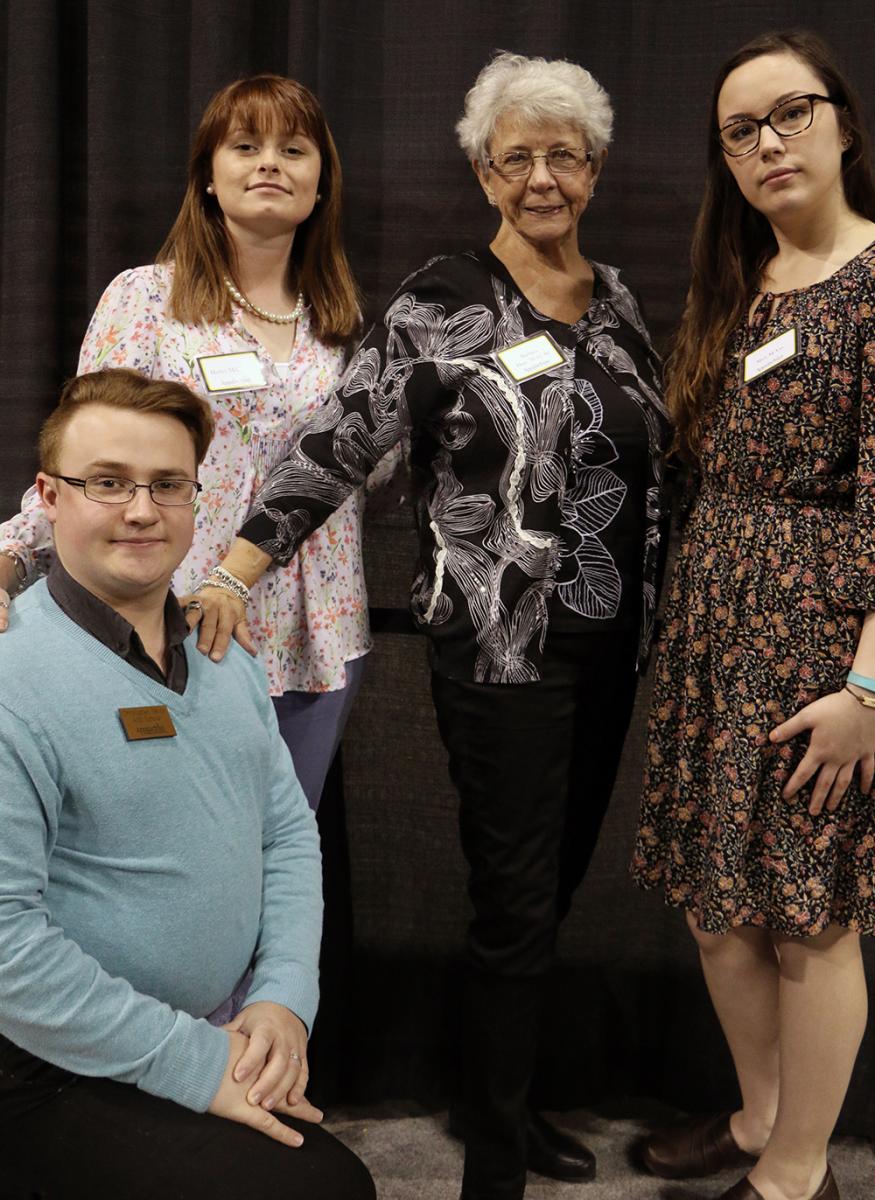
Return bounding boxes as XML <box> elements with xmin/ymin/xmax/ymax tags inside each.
<box><xmin>3</xmin><ymin>0</ymin><xmax>875</xmax><ymax>1136</ymax></box>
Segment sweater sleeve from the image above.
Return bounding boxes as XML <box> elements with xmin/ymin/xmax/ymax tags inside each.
<box><xmin>827</xmin><ymin>329</ymin><xmax>875</xmax><ymax>611</ymax></box>
<box><xmin>0</xmin><ymin>705</ymin><xmax>229</xmax><ymax>1113</ymax></box>
<box><xmin>240</xmin><ymin>260</ymin><xmax>474</xmax><ymax>563</ymax></box>
<box><xmin>240</xmin><ymin>672</ymin><xmax>322</xmax><ymax>1031</ymax></box>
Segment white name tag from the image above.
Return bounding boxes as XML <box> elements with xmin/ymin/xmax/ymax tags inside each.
<box><xmin>198</xmin><ymin>351</ymin><xmax>269</xmax><ymax>393</ymax></box>
<box><xmin>494</xmin><ymin>332</ymin><xmax>567</xmax><ymax>383</ymax></box>
<box><xmin>742</xmin><ymin>327</ymin><xmax>799</xmax><ymax>384</ymax></box>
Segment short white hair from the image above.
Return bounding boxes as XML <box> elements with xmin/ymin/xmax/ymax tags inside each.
<box><xmin>456</xmin><ymin>51</ymin><xmax>614</xmax><ymax>165</ymax></box>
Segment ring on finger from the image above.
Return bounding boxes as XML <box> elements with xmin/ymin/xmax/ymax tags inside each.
<box><xmin>184</xmin><ymin>600</ymin><xmax>203</xmax><ymax>615</ymax></box>
<box><xmin>290</xmin><ymin>1051</ymin><xmax>302</xmax><ymax>1064</ymax></box>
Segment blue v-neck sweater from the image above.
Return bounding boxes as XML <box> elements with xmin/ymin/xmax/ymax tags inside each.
<box><xmin>0</xmin><ymin>581</ymin><xmax>321</xmax><ymax>1112</ymax></box>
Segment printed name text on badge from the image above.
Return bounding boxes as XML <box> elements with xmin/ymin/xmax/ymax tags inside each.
<box><xmin>198</xmin><ymin>352</ymin><xmax>268</xmax><ymax>393</ymax></box>
<box><xmin>742</xmin><ymin>327</ymin><xmax>799</xmax><ymax>385</ymax></box>
<box><xmin>494</xmin><ymin>332</ymin><xmax>568</xmax><ymax>383</ymax></box>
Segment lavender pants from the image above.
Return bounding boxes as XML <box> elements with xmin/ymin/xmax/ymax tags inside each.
<box><xmin>271</xmin><ymin>655</ymin><xmax>367</xmax><ymax>811</ymax></box>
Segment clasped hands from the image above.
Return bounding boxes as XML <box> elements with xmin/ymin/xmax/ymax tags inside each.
<box><xmin>208</xmin><ymin>1000</ymin><xmax>321</xmax><ymax>1149</ymax></box>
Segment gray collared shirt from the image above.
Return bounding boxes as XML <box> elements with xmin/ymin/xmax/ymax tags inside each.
<box><xmin>47</xmin><ymin>560</ymin><xmax>189</xmax><ymax>694</ymax></box>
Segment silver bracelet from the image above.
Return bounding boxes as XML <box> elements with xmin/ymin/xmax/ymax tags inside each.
<box><xmin>199</xmin><ymin>565</ymin><xmax>250</xmax><ymax>603</ymax></box>
<box><xmin>0</xmin><ymin>549</ymin><xmax>26</xmax><ymax>587</ymax></box>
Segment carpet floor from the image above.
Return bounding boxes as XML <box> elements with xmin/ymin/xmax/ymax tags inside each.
<box><xmin>326</xmin><ymin>1103</ymin><xmax>875</xmax><ymax>1200</ymax></box>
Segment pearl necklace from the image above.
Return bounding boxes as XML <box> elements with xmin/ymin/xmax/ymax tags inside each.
<box><xmin>224</xmin><ymin>276</ymin><xmax>305</xmax><ymax>324</ymax></box>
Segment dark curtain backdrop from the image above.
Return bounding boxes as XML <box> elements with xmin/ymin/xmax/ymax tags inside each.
<box><xmin>3</xmin><ymin>0</ymin><xmax>875</xmax><ymax>1137</ymax></box>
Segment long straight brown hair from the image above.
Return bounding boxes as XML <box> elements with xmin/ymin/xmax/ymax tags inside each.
<box><xmin>669</xmin><ymin>29</ymin><xmax>875</xmax><ymax>462</ymax></box>
<box><xmin>158</xmin><ymin>75</ymin><xmax>360</xmax><ymax>347</ymax></box>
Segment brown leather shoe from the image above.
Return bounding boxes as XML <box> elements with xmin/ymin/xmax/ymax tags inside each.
<box><xmin>717</xmin><ymin>1166</ymin><xmax>838</xmax><ymax>1200</ymax></box>
<box><xmin>716</xmin><ymin>1180</ymin><xmax>765</xmax><ymax>1200</ymax></box>
<box><xmin>641</xmin><ymin>1111</ymin><xmax>756</xmax><ymax>1179</ymax></box>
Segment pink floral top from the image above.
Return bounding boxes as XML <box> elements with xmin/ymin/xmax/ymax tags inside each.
<box><xmin>1</xmin><ymin>264</ymin><xmax>370</xmax><ymax>694</ymax></box>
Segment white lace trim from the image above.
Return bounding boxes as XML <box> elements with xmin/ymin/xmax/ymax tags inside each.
<box><xmin>423</xmin><ymin>518</ymin><xmax>449</xmax><ymax>623</ymax></box>
<box><xmin>450</xmin><ymin>358</ymin><xmax>553</xmax><ymax>550</ymax></box>
<box><xmin>421</xmin><ymin>358</ymin><xmax>553</xmax><ymax>624</ymax></box>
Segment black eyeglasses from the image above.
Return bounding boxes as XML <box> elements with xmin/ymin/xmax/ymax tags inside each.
<box><xmin>487</xmin><ymin>147</ymin><xmax>593</xmax><ymax>177</ymax></box>
<box><xmin>56</xmin><ymin>474</ymin><xmax>202</xmax><ymax>506</ymax></box>
<box><xmin>718</xmin><ymin>93</ymin><xmax>841</xmax><ymax>157</ymax></box>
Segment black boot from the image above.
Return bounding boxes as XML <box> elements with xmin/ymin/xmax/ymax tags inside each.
<box><xmin>525</xmin><ymin>1109</ymin><xmax>596</xmax><ymax>1182</ymax></box>
<box><xmin>450</xmin><ymin>1105</ymin><xmax>597</xmax><ymax>1185</ymax></box>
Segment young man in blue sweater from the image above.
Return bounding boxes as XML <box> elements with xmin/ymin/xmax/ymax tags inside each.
<box><xmin>0</xmin><ymin>369</ymin><xmax>374</xmax><ymax>1200</ymax></box>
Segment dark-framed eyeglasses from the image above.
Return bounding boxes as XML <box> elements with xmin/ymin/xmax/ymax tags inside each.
<box><xmin>56</xmin><ymin>474</ymin><xmax>202</xmax><ymax>506</ymax></box>
<box><xmin>487</xmin><ymin>147</ymin><xmax>593</xmax><ymax>177</ymax></box>
<box><xmin>718</xmin><ymin>93</ymin><xmax>841</xmax><ymax>157</ymax></box>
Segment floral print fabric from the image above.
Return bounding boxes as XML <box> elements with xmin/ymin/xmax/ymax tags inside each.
<box><xmin>0</xmin><ymin>264</ymin><xmax>370</xmax><ymax>694</ymax></box>
<box><xmin>632</xmin><ymin>244</ymin><xmax>875</xmax><ymax>935</ymax></box>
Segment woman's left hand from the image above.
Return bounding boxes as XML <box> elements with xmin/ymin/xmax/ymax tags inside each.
<box><xmin>770</xmin><ymin>689</ymin><xmax>875</xmax><ymax>814</ymax></box>
<box><xmin>178</xmin><ymin>587</ymin><xmax>258</xmax><ymax>660</ymax></box>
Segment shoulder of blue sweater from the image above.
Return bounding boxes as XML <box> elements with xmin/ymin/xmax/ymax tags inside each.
<box><xmin>184</xmin><ymin>636</ymin><xmax>272</xmax><ymax>705</ymax></box>
<box><xmin>0</xmin><ymin>580</ymin><xmax>55</xmax><ymax>656</ymax></box>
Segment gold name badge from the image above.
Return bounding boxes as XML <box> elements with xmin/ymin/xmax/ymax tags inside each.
<box><xmin>742</xmin><ymin>326</ymin><xmax>799</xmax><ymax>384</ymax></box>
<box><xmin>494</xmin><ymin>332</ymin><xmax>568</xmax><ymax>383</ymax></box>
<box><xmin>197</xmin><ymin>351</ymin><xmax>268</xmax><ymax>393</ymax></box>
<box><xmin>118</xmin><ymin>705</ymin><xmax>177</xmax><ymax>741</ymax></box>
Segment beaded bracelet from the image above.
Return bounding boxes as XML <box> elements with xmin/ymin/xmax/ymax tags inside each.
<box><xmin>847</xmin><ymin>670</ymin><xmax>875</xmax><ymax>695</ymax></box>
<box><xmin>198</xmin><ymin>565</ymin><xmax>250</xmax><ymax>603</ymax></box>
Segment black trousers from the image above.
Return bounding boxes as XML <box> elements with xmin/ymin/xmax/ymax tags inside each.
<box><xmin>0</xmin><ymin>1037</ymin><xmax>375</xmax><ymax>1200</ymax></box>
<box><xmin>431</xmin><ymin>630</ymin><xmax>638</xmax><ymax>1200</ymax></box>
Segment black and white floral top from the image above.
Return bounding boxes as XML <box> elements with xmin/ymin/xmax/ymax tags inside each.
<box><xmin>242</xmin><ymin>248</ymin><xmax>672</xmax><ymax>683</ymax></box>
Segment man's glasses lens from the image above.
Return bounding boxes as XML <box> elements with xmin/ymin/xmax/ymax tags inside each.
<box><xmin>83</xmin><ymin>476</ymin><xmax>200</xmax><ymax>505</ymax></box>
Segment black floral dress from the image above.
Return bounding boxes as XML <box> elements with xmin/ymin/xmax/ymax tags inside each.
<box><xmin>632</xmin><ymin>243</ymin><xmax>875</xmax><ymax>936</ymax></box>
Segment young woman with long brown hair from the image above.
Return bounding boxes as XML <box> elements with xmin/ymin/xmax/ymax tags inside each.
<box><xmin>632</xmin><ymin>29</ymin><xmax>875</xmax><ymax>1200</ymax></box>
<box><xmin>0</xmin><ymin>75</ymin><xmax>368</xmax><ymax>813</ymax></box>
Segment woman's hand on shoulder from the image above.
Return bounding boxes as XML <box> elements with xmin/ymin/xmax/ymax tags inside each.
<box><xmin>0</xmin><ymin>588</ymin><xmax>10</xmax><ymax>633</ymax></box>
<box><xmin>770</xmin><ymin>690</ymin><xmax>875</xmax><ymax>815</ymax></box>
<box><xmin>179</xmin><ymin>587</ymin><xmax>258</xmax><ymax>661</ymax></box>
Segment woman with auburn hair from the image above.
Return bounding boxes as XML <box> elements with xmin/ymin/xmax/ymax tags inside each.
<box><xmin>632</xmin><ymin>29</ymin><xmax>875</xmax><ymax>1200</ymax></box>
<box><xmin>0</xmin><ymin>74</ymin><xmax>368</xmax><ymax>812</ymax></box>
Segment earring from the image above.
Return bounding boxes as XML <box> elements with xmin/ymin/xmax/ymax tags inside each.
<box><xmin>316</xmin><ymin>193</ymin><xmax>322</xmax><ymax>202</ymax></box>
<box><xmin>488</xmin><ymin>195</ymin><xmax>497</xmax><ymax>207</ymax></box>
<box><xmin>206</xmin><ymin>184</ymin><xmax>215</xmax><ymax>195</ymax></box>
<box><xmin>589</xmin><ymin>187</ymin><xmax>596</xmax><ymax>200</ymax></box>
<box><xmin>841</xmin><ymin>135</ymin><xmax>852</xmax><ymax>151</ymax></box>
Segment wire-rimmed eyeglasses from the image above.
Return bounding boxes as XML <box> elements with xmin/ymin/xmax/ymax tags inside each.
<box><xmin>719</xmin><ymin>93</ymin><xmax>841</xmax><ymax>157</ymax></box>
<box><xmin>487</xmin><ymin>147</ymin><xmax>593</xmax><ymax>177</ymax></box>
<box><xmin>56</xmin><ymin>474</ymin><xmax>202</xmax><ymax>506</ymax></box>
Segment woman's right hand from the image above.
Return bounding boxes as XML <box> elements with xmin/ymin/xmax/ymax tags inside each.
<box><xmin>180</xmin><ymin>586</ymin><xmax>258</xmax><ymax>661</ymax></box>
<box><xmin>0</xmin><ymin>588</ymin><xmax>10</xmax><ymax>633</ymax></box>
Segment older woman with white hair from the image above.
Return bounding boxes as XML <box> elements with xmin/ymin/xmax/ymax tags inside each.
<box><xmin>194</xmin><ymin>51</ymin><xmax>671</xmax><ymax>1199</ymax></box>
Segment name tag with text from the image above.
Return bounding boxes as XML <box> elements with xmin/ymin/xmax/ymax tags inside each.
<box><xmin>118</xmin><ymin>705</ymin><xmax>177</xmax><ymax>741</ymax></box>
<box><xmin>198</xmin><ymin>352</ymin><xmax>268</xmax><ymax>393</ymax></box>
<box><xmin>494</xmin><ymin>332</ymin><xmax>568</xmax><ymax>383</ymax></box>
<box><xmin>742</xmin><ymin>327</ymin><xmax>799</xmax><ymax>384</ymax></box>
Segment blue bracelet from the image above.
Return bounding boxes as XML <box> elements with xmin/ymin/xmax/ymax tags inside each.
<box><xmin>847</xmin><ymin>670</ymin><xmax>875</xmax><ymax>694</ymax></box>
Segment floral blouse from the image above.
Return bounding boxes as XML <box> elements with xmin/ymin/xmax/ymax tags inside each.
<box><xmin>0</xmin><ymin>264</ymin><xmax>370</xmax><ymax>694</ymax></box>
<box><xmin>242</xmin><ymin>249</ymin><xmax>671</xmax><ymax>683</ymax></box>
